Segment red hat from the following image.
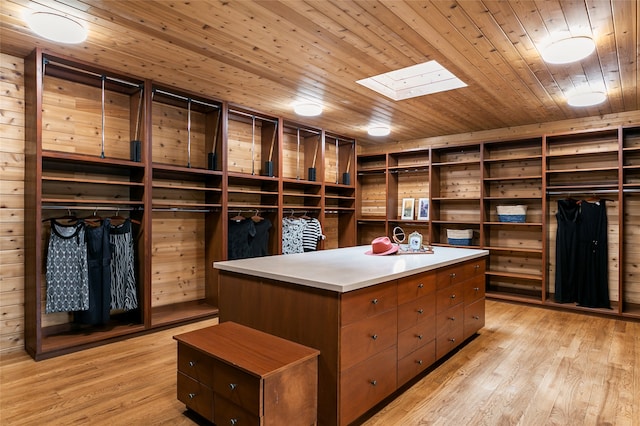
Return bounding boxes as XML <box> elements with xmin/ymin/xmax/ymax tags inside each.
<box><xmin>365</xmin><ymin>236</ymin><xmax>399</xmax><ymax>256</ymax></box>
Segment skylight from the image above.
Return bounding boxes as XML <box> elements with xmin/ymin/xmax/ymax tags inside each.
<box><xmin>356</xmin><ymin>60</ymin><xmax>467</xmax><ymax>101</ymax></box>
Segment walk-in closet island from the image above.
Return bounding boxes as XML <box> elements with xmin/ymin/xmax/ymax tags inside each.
<box><xmin>214</xmin><ymin>245</ymin><xmax>488</xmax><ymax>426</ymax></box>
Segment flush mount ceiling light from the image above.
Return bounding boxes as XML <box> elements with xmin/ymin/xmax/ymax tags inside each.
<box><xmin>293</xmin><ymin>102</ymin><xmax>323</xmax><ymax>117</ymax></box>
<box><xmin>540</xmin><ymin>36</ymin><xmax>595</xmax><ymax>64</ymax></box>
<box><xmin>26</xmin><ymin>12</ymin><xmax>88</xmax><ymax>44</ymax></box>
<box><xmin>356</xmin><ymin>60</ymin><xmax>467</xmax><ymax>101</ymax></box>
<box><xmin>367</xmin><ymin>125</ymin><xmax>391</xmax><ymax>137</ymax></box>
<box><xmin>566</xmin><ymin>90</ymin><xmax>607</xmax><ymax>107</ymax></box>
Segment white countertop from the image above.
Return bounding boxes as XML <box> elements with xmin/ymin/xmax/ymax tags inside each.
<box><xmin>214</xmin><ymin>246</ymin><xmax>488</xmax><ymax>293</ymax></box>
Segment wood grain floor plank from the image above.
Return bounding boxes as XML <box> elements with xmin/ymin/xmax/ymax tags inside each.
<box><xmin>1</xmin><ymin>302</ymin><xmax>639</xmax><ymax>426</ymax></box>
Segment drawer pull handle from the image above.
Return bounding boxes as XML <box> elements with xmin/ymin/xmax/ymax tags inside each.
<box><xmin>449</xmin><ymin>316</ymin><xmax>456</xmax><ymax>321</ymax></box>
<box><xmin>370</xmin><ymin>380</ymin><xmax>377</xmax><ymax>386</ymax></box>
<box><xmin>449</xmin><ymin>338</ymin><xmax>456</xmax><ymax>343</ymax></box>
<box><xmin>230</xmin><ymin>419</ymin><xmax>238</xmax><ymax>425</ymax></box>
<box><xmin>371</xmin><ymin>298</ymin><xmax>379</xmax><ymax>305</ymax></box>
<box><xmin>450</xmin><ymin>294</ymin><xmax>456</xmax><ymax>299</ymax></box>
<box><xmin>418</xmin><ymin>283</ymin><xmax>424</xmax><ymax>288</ymax></box>
<box><xmin>450</xmin><ymin>273</ymin><xmax>456</xmax><ymax>278</ymax></box>
<box><xmin>229</xmin><ymin>383</ymin><xmax>238</xmax><ymax>391</ymax></box>
<box><xmin>371</xmin><ymin>334</ymin><xmax>378</xmax><ymax>340</ymax></box>
<box><xmin>473</xmin><ymin>315</ymin><xmax>480</xmax><ymax>320</ymax></box>
<box><xmin>417</xmin><ymin>308</ymin><xmax>424</xmax><ymax>314</ymax></box>
<box><xmin>188</xmin><ymin>393</ymin><xmax>196</xmax><ymax>399</ymax></box>
<box><xmin>475</xmin><ymin>264</ymin><xmax>480</xmax><ymax>270</ymax></box>
<box><xmin>474</xmin><ymin>287</ymin><xmax>480</xmax><ymax>292</ymax></box>
<box><xmin>417</xmin><ymin>359</ymin><xmax>423</xmax><ymax>365</ymax></box>
<box><xmin>188</xmin><ymin>361</ymin><xmax>195</xmax><ymax>367</ymax></box>
<box><xmin>417</xmin><ymin>334</ymin><xmax>423</xmax><ymax>340</ymax></box>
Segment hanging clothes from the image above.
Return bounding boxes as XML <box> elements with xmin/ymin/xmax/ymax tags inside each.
<box><xmin>109</xmin><ymin>218</ymin><xmax>138</xmax><ymax>311</ymax></box>
<box><xmin>249</xmin><ymin>218</ymin><xmax>272</xmax><ymax>258</ymax></box>
<box><xmin>554</xmin><ymin>198</ymin><xmax>580</xmax><ymax>303</ymax></box>
<box><xmin>75</xmin><ymin>218</ymin><xmax>112</xmax><ymax>325</ymax></box>
<box><xmin>576</xmin><ymin>200</ymin><xmax>610</xmax><ymax>308</ymax></box>
<box><xmin>282</xmin><ymin>217</ymin><xmax>305</xmax><ymax>254</ymax></box>
<box><xmin>302</xmin><ymin>217</ymin><xmax>323</xmax><ymax>252</ymax></box>
<box><xmin>228</xmin><ymin>218</ymin><xmax>256</xmax><ymax>260</ymax></box>
<box><xmin>45</xmin><ymin>219</ymin><xmax>90</xmax><ymax>313</ymax></box>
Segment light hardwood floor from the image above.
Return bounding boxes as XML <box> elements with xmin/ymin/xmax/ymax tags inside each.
<box><xmin>1</xmin><ymin>300</ymin><xmax>638</xmax><ymax>426</ymax></box>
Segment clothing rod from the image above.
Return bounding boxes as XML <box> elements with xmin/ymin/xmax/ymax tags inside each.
<box><xmin>546</xmin><ymin>189</ymin><xmax>620</xmax><ymax>195</ymax></box>
<box><xmin>152</xmin><ymin>89</ymin><xmax>221</xmax><ymax>109</ymax></box>
<box><xmin>44</xmin><ymin>58</ymin><xmax>142</xmax><ymax>88</ymax></box>
<box><xmin>153</xmin><ymin>207</ymin><xmax>212</xmax><ymax>213</ymax></box>
<box><xmin>229</xmin><ymin>108</ymin><xmax>278</xmax><ymax>124</ymax></box>
<box><xmin>42</xmin><ymin>205</ymin><xmax>137</xmax><ymax>211</ymax></box>
<box><xmin>326</xmin><ymin>135</ymin><xmax>355</xmax><ymax>144</ymax></box>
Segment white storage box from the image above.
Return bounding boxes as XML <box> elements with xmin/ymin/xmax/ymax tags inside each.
<box><xmin>497</xmin><ymin>205</ymin><xmax>527</xmax><ymax>223</ymax></box>
<box><xmin>447</xmin><ymin>229</ymin><xmax>473</xmax><ymax>246</ymax></box>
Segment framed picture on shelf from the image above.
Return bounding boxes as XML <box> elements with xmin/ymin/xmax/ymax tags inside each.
<box><xmin>417</xmin><ymin>198</ymin><xmax>429</xmax><ymax>221</ymax></box>
<box><xmin>401</xmin><ymin>198</ymin><xmax>415</xmax><ymax>220</ymax></box>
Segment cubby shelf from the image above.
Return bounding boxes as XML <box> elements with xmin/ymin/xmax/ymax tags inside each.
<box><xmin>24</xmin><ymin>48</ymin><xmax>358</xmax><ymax>360</ymax></box>
<box><xmin>357</xmin><ymin>129</ymin><xmax>640</xmax><ymax>320</ymax></box>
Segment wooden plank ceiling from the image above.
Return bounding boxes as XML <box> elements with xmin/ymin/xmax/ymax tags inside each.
<box><xmin>1</xmin><ymin>0</ymin><xmax>638</xmax><ymax>146</ymax></box>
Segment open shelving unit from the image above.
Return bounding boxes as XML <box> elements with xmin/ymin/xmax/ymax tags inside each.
<box><xmin>357</xmin><ymin>127</ymin><xmax>640</xmax><ymax>321</ymax></box>
<box><xmin>24</xmin><ymin>48</ymin><xmax>358</xmax><ymax>359</ymax></box>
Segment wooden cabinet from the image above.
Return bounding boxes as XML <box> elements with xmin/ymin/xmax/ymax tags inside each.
<box><xmin>150</xmin><ymin>86</ymin><xmax>223</xmax><ymax>327</ymax></box>
<box><xmin>174</xmin><ymin>322</ymin><xmax>319</xmax><ymax>426</ymax></box>
<box><xmin>23</xmin><ymin>48</ymin><xmax>358</xmax><ymax>360</ymax></box>
<box><xmin>24</xmin><ymin>49</ymin><xmax>149</xmax><ymax>360</ymax></box>
<box><xmin>357</xmin><ymin>126</ymin><xmax>640</xmax><ymax>321</ymax></box>
<box><xmin>218</xmin><ymin>256</ymin><xmax>486</xmax><ymax>425</ymax></box>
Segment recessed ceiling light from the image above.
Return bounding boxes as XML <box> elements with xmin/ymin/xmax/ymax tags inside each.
<box><xmin>356</xmin><ymin>60</ymin><xmax>467</xmax><ymax>101</ymax></box>
<box><xmin>367</xmin><ymin>125</ymin><xmax>390</xmax><ymax>137</ymax></box>
<box><xmin>26</xmin><ymin>12</ymin><xmax>88</xmax><ymax>44</ymax></box>
<box><xmin>293</xmin><ymin>102</ymin><xmax>323</xmax><ymax>117</ymax></box>
<box><xmin>540</xmin><ymin>36</ymin><xmax>595</xmax><ymax>64</ymax></box>
<box><xmin>567</xmin><ymin>90</ymin><xmax>606</xmax><ymax>107</ymax></box>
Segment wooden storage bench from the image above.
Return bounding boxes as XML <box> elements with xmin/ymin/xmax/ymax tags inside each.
<box><xmin>174</xmin><ymin>321</ymin><xmax>320</xmax><ymax>425</ymax></box>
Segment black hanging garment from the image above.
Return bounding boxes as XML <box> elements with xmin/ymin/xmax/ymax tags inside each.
<box><xmin>228</xmin><ymin>219</ymin><xmax>256</xmax><ymax>260</ymax></box>
<box><xmin>554</xmin><ymin>199</ymin><xmax>580</xmax><ymax>303</ymax></box>
<box><xmin>249</xmin><ymin>218</ymin><xmax>272</xmax><ymax>258</ymax></box>
<box><xmin>75</xmin><ymin>219</ymin><xmax>112</xmax><ymax>325</ymax></box>
<box><xmin>576</xmin><ymin>200</ymin><xmax>610</xmax><ymax>308</ymax></box>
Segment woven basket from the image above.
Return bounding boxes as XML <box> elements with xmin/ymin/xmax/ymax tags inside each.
<box><xmin>497</xmin><ymin>205</ymin><xmax>527</xmax><ymax>223</ymax></box>
<box><xmin>447</xmin><ymin>229</ymin><xmax>473</xmax><ymax>246</ymax></box>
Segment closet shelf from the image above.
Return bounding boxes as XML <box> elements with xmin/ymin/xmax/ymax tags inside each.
<box><xmin>485</xmin><ymin>270</ymin><xmax>542</xmax><ymax>281</ymax></box>
<box><xmin>152</xmin><ymin>183</ymin><xmax>222</xmax><ymax>192</ymax></box>
<box><xmin>483</xmin><ymin>175</ymin><xmax>542</xmax><ymax>181</ymax></box>
<box><xmin>483</xmin><ymin>221</ymin><xmax>542</xmax><ymax>227</ymax></box>
<box><xmin>42</xmin><ymin>198</ymin><xmax>144</xmax><ymax>205</ymax></box>
<box><xmin>42</xmin><ymin>150</ymin><xmax>144</xmax><ymax>169</ymax></box>
<box><xmin>42</xmin><ymin>176</ymin><xmax>145</xmax><ymax>187</ymax></box>
<box><xmin>483</xmin><ymin>155</ymin><xmax>542</xmax><ymax>162</ymax></box>
<box><xmin>483</xmin><ymin>246</ymin><xmax>543</xmax><ymax>254</ymax></box>
<box><xmin>152</xmin><ymin>163</ymin><xmax>224</xmax><ymax>177</ymax></box>
<box><xmin>546</xmin><ymin>166</ymin><xmax>619</xmax><ymax>174</ymax></box>
<box><xmin>151</xmin><ymin>202</ymin><xmax>222</xmax><ymax>208</ymax></box>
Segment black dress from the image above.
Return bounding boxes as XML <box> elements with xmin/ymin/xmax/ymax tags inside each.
<box><xmin>576</xmin><ymin>200</ymin><xmax>610</xmax><ymax>308</ymax></box>
<box><xmin>555</xmin><ymin>199</ymin><xmax>580</xmax><ymax>303</ymax></box>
